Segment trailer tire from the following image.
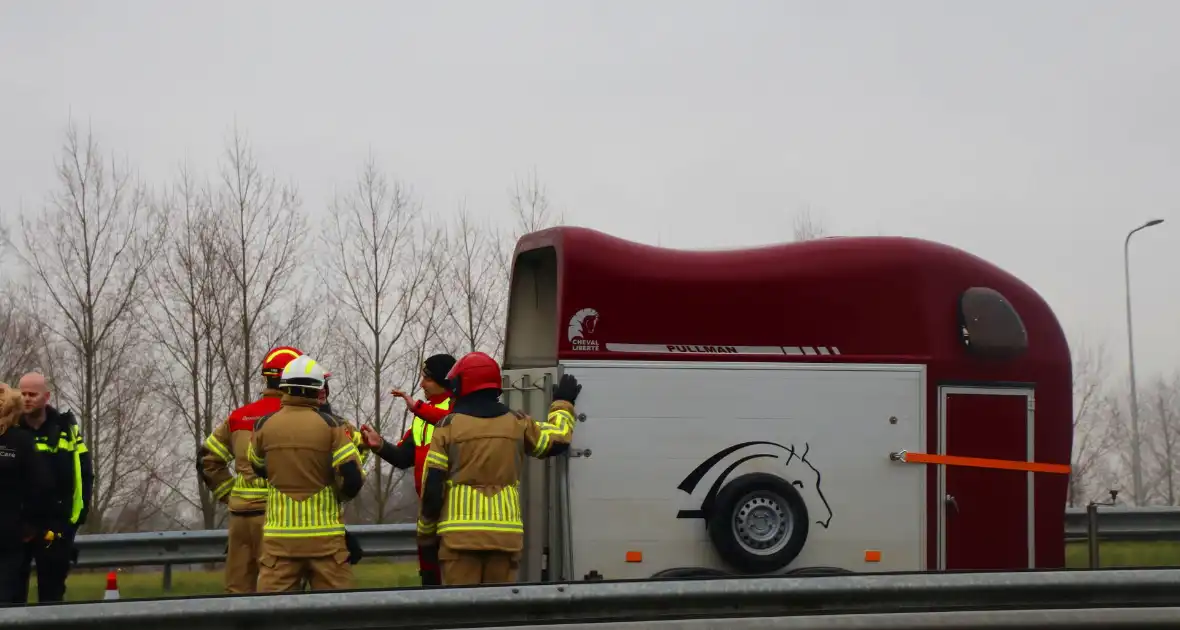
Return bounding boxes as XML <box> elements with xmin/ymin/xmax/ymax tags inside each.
<box><xmin>650</xmin><ymin>567</ymin><xmax>732</xmax><ymax>579</ymax></box>
<box><xmin>706</xmin><ymin>472</ymin><xmax>809</xmax><ymax>574</ymax></box>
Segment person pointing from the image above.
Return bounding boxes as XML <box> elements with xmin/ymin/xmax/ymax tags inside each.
<box><xmin>360</xmin><ymin>353</ymin><xmax>455</xmax><ymax>586</ymax></box>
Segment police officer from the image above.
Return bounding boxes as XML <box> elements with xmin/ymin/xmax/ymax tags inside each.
<box><xmin>198</xmin><ymin>346</ymin><xmax>304</xmax><ymax>594</ymax></box>
<box><xmin>0</xmin><ymin>386</ymin><xmax>56</xmax><ymax>605</ymax></box>
<box><xmin>248</xmin><ymin>355</ymin><xmax>365</xmax><ymax>592</ymax></box>
<box><xmin>13</xmin><ymin>372</ymin><xmax>92</xmax><ymax>604</ymax></box>
<box><xmin>415</xmin><ymin>352</ymin><xmax>581</xmax><ymax>585</ymax></box>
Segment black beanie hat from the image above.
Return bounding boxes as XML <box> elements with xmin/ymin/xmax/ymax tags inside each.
<box><xmin>422</xmin><ymin>354</ymin><xmax>457</xmax><ymax>387</ymax></box>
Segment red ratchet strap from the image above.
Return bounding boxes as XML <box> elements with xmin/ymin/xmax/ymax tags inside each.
<box><xmin>891</xmin><ymin>450</ymin><xmax>1071</xmax><ymax>475</ymax></box>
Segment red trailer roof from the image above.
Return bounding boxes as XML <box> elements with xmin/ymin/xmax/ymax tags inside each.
<box><xmin>509</xmin><ymin>226</ymin><xmax>1068</xmax><ymax>377</ymax></box>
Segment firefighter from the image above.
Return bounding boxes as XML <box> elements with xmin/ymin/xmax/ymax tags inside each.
<box><xmin>0</xmin><ymin>386</ymin><xmax>56</xmax><ymax>604</ymax></box>
<box><xmin>13</xmin><ymin>372</ymin><xmax>93</xmax><ymax>604</ymax></box>
<box><xmin>416</xmin><ymin>352</ymin><xmax>582</xmax><ymax>585</ymax></box>
<box><xmin>248</xmin><ymin>354</ymin><xmax>365</xmax><ymax>592</ymax></box>
<box><xmin>360</xmin><ymin>353</ymin><xmax>456</xmax><ymax>586</ymax></box>
<box><xmin>197</xmin><ymin>345</ymin><xmax>303</xmax><ymax>594</ymax></box>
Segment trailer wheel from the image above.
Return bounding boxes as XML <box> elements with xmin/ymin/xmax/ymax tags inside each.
<box><xmin>706</xmin><ymin>472</ymin><xmax>809</xmax><ymax>574</ymax></box>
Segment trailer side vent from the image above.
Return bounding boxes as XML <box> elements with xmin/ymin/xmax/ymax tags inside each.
<box><xmin>958</xmin><ymin>287</ymin><xmax>1028</xmax><ymax>359</ymax></box>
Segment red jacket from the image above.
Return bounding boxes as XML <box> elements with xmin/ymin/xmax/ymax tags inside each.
<box><xmin>374</xmin><ymin>392</ymin><xmax>452</xmax><ymax>496</ymax></box>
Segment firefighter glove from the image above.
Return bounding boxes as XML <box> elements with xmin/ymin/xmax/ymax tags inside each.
<box><xmin>552</xmin><ymin>374</ymin><xmax>582</xmax><ymax>404</ymax></box>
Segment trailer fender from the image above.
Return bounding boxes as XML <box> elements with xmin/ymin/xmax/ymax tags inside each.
<box><xmin>706</xmin><ymin>472</ymin><xmax>810</xmax><ymax>574</ymax></box>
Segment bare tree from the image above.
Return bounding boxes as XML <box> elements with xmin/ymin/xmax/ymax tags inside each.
<box><xmin>1067</xmin><ymin>337</ymin><xmax>1126</xmax><ymax>506</ymax></box>
<box><xmin>15</xmin><ymin>121</ymin><xmax>166</xmax><ymax>530</ymax></box>
<box><xmin>210</xmin><ymin>127</ymin><xmax>306</xmax><ymax>407</ymax></box>
<box><xmin>145</xmin><ymin>164</ymin><xmax>237</xmax><ymax>528</ymax></box>
<box><xmin>0</xmin><ymin>284</ymin><xmax>49</xmax><ymax>384</ymax></box>
<box><xmin>791</xmin><ymin>206</ymin><xmax>828</xmax><ymax>242</ymax></box>
<box><xmin>319</xmin><ymin>156</ymin><xmax>433</xmax><ymax>522</ymax></box>
<box><xmin>435</xmin><ymin>202</ymin><xmax>508</xmax><ymax>357</ymax></box>
<box><xmin>509</xmin><ymin>168</ymin><xmax>562</xmax><ymax>238</ymax></box>
<box><xmin>1143</xmin><ymin>376</ymin><xmax>1180</xmax><ymax>505</ymax></box>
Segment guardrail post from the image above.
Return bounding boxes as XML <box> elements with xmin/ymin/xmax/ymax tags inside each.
<box><xmin>1087</xmin><ymin>489</ymin><xmax>1119</xmax><ymax>569</ymax></box>
<box><xmin>1086</xmin><ymin>502</ymin><xmax>1100</xmax><ymax>569</ymax></box>
<box><xmin>163</xmin><ymin>563</ymin><xmax>173</xmax><ymax>592</ymax></box>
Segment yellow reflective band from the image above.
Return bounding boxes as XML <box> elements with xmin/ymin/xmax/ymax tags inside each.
<box><xmin>213</xmin><ymin>477</ymin><xmax>234</xmax><ymax>500</ymax></box>
<box><xmin>70</xmin><ymin>431</ymin><xmax>85</xmax><ymax>524</ymax></box>
<box><xmin>424</xmin><ymin>451</ymin><xmax>448</xmax><ymax>469</ymax></box>
<box><xmin>303</xmin><ymin>358</ymin><xmax>318</xmax><ymax>375</ymax></box>
<box><xmin>416</xmin><ymin>519</ymin><xmax>437</xmax><ymax>535</ymax></box>
<box><xmin>331</xmin><ymin>442</ymin><xmax>360</xmax><ymax>467</ymax></box>
<box><xmin>231</xmin><ymin>476</ymin><xmax>269</xmax><ymax>499</ymax></box>
<box><xmin>264</xmin><ymin>485</ymin><xmax>346</xmax><ymax>538</ymax></box>
<box><xmin>437</xmin><ymin>520</ymin><xmax>525</xmax><ymax>534</ymax></box>
<box><xmin>203</xmin><ymin>435</ymin><xmax>233</xmax><ymax>463</ymax></box>
<box><xmin>266</xmin><ymin>348</ymin><xmax>301</xmax><ymax>363</ymax></box>
<box><xmin>247</xmin><ymin>444</ymin><xmax>264</xmax><ymax>468</ymax></box>
<box><xmin>438</xmin><ymin>483</ymin><xmax>524</xmax><ymax>534</ymax></box>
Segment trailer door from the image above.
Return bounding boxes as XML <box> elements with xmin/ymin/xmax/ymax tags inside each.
<box><xmin>938</xmin><ymin>386</ymin><xmax>1035</xmax><ymax>571</ymax></box>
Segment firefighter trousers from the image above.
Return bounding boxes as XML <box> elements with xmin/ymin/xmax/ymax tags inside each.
<box><xmin>224</xmin><ymin>511</ymin><xmax>265</xmax><ymax>594</ymax></box>
<box><xmin>257</xmin><ymin>549</ymin><xmax>353</xmax><ymax>592</ymax></box>
<box><xmin>438</xmin><ymin>544</ymin><xmax>520</xmax><ymax>586</ymax></box>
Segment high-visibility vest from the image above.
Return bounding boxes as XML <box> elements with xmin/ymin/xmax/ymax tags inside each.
<box><xmin>411</xmin><ymin>397</ymin><xmax>451</xmax><ymax>447</ymax></box>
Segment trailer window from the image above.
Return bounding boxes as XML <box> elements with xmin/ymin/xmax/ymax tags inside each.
<box><xmin>958</xmin><ymin>287</ymin><xmax>1028</xmax><ymax>359</ymax></box>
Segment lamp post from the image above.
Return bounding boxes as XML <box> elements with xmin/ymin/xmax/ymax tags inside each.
<box><xmin>1124</xmin><ymin>218</ymin><xmax>1164</xmax><ymax>506</ymax></box>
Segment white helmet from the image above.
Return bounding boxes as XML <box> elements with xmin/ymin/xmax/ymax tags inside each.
<box><xmin>279</xmin><ymin>355</ymin><xmax>329</xmax><ymax>391</ymax></box>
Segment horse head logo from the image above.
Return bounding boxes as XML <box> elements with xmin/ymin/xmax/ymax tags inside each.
<box><xmin>568</xmin><ymin>308</ymin><xmax>600</xmax><ymax>343</ymax></box>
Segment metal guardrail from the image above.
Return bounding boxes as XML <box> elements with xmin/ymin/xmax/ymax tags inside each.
<box><xmin>68</xmin><ymin>506</ymin><xmax>1180</xmax><ymax>574</ymax></box>
<box><xmin>1063</xmin><ymin>506</ymin><xmax>1180</xmax><ymax>542</ymax></box>
<box><xmin>72</xmin><ymin>523</ymin><xmax>417</xmax><ymax>569</ymax></box>
<box><xmin>3</xmin><ymin>569</ymin><xmax>1180</xmax><ymax>629</ymax></box>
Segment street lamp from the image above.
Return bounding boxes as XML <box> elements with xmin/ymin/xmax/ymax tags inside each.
<box><xmin>1124</xmin><ymin>218</ymin><xmax>1164</xmax><ymax>506</ymax></box>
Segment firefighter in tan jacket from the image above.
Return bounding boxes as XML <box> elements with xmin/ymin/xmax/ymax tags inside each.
<box><xmin>247</xmin><ymin>354</ymin><xmax>365</xmax><ymax>591</ymax></box>
<box><xmin>197</xmin><ymin>345</ymin><xmax>303</xmax><ymax>593</ymax></box>
<box><xmin>416</xmin><ymin>351</ymin><xmax>581</xmax><ymax>585</ymax></box>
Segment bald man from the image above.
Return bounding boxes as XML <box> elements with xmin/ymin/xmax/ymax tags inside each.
<box><xmin>13</xmin><ymin>372</ymin><xmax>93</xmax><ymax>604</ymax></box>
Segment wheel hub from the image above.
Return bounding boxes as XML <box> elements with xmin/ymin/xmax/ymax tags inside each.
<box><xmin>732</xmin><ymin>492</ymin><xmax>792</xmax><ymax>556</ymax></box>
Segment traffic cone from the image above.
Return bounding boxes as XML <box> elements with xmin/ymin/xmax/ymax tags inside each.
<box><xmin>103</xmin><ymin>571</ymin><xmax>120</xmax><ymax>600</ymax></box>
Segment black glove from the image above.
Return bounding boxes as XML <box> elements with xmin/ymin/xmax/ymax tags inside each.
<box><xmin>345</xmin><ymin>530</ymin><xmax>364</xmax><ymax>565</ymax></box>
<box><xmin>552</xmin><ymin>374</ymin><xmax>582</xmax><ymax>404</ymax></box>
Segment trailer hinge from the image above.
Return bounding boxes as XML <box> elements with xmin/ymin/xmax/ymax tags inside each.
<box><xmin>1027</xmin><ymin>396</ymin><xmax>1035</xmax><ymax>412</ymax></box>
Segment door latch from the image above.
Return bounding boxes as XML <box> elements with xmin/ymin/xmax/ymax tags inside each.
<box><xmin>945</xmin><ymin>494</ymin><xmax>959</xmax><ymax>514</ymax></box>
<box><xmin>569</xmin><ymin>448</ymin><xmax>592</xmax><ymax>458</ymax></box>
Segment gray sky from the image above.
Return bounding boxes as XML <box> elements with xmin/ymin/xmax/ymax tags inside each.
<box><xmin>1</xmin><ymin>0</ymin><xmax>1177</xmax><ymax>381</ymax></box>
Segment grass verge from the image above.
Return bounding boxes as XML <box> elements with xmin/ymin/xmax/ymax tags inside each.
<box><xmin>33</xmin><ymin>559</ymin><xmax>419</xmax><ymax>602</ymax></box>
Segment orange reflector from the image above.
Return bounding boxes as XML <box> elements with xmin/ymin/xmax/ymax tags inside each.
<box><xmin>625</xmin><ymin>551</ymin><xmax>643</xmax><ymax>563</ymax></box>
<box><xmin>864</xmin><ymin>550</ymin><xmax>882</xmax><ymax>563</ymax></box>
<box><xmin>897</xmin><ymin>451</ymin><xmax>1071</xmax><ymax>475</ymax></box>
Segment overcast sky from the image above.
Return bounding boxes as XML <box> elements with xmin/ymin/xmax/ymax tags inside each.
<box><xmin>1</xmin><ymin>0</ymin><xmax>1176</xmax><ymax>382</ymax></box>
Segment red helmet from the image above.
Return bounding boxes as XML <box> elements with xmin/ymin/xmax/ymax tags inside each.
<box><xmin>262</xmin><ymin>346</ymin><xmax>304</xmax><ymax>378</ymax></box>
<box><xmin>447</xmin><ymin>352</ymin><xmax>502</xmax><ymax>397</ymax></box>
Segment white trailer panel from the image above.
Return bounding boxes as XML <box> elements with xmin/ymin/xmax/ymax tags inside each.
<box><xmin>558</xmin><ymin>360</ymin><xmax>926</xmax><ymax>580</ymax></box>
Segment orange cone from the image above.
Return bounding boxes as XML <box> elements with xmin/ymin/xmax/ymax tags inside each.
<box><xmin>103</xmin><ymin>571</ymin><xmax>120</xmax><ymax>600</ymax></box>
